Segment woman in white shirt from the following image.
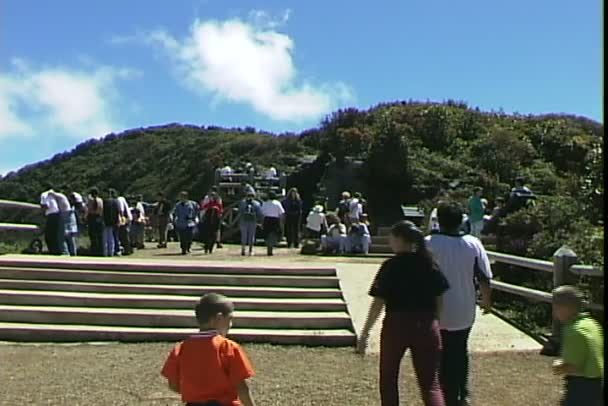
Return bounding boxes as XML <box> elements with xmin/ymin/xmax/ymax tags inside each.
<box><xmin>261</xmin><ymin>191</ymin><xmax>285</xmax><ymax>256</ymax></box>
<box><xmin>305</xmin><ymin>204</ymin><xmax>327</xmax><ymax>239</ymax></box>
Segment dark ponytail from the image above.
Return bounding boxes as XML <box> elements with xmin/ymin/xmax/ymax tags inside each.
<box><xmin>390</xmin><ymin>220</ymin><xmax>438</xmax><ymax>270</ymax></box>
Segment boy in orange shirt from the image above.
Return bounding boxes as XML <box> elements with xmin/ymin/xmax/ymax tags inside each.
<box><xmin>161</xmin><ymin>293</ymin><xmax>256</xmax><ymax>406</ymax></box>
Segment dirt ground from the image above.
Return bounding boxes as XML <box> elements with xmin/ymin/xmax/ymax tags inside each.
<box><xmin>0</xmin><ymin>343</ymin><xmax>562</xmax><ymax>405</ymax></box>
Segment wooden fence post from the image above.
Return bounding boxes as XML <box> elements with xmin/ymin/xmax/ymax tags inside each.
<box><xmin>551</xmin><ymin>246</ymin><xmax>579</xmax><ymax>340</ymax></box>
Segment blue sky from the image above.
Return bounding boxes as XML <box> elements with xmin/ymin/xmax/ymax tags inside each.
<box><xmin>0</xmin><ymin>0</ymin><xmax>602</xmax><ymax>175</ymax></box>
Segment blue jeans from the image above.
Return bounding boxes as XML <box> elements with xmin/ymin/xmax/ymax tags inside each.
<box><xmin>103</xmin><ymin>226</ymin><xmax>116</xmax><ymax>257</ymax></box>
<box><xmin>240</xmin><ymin>222</ymin><xmax>257</xmax><ymax>248</ymax></box>
<box><xmin>65</xmin><ymin>233</ymin><xmax>78</xmax><ymax>256</ymax></box>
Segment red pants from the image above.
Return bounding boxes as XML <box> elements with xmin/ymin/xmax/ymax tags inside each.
<box><xmin>380</xmin><ymin>311</ymin><xmax>445</xmax><ymax>406</ymax></box>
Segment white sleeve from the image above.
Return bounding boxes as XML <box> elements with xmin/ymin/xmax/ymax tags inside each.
<box><xmin>277</xmin><ymin>202</ymin><xmax>285</xmax><ymax>215</ymax></box>
<box><xmin>475</xmin><ymin>241</ymin><xmax>493</xmax><ymax>279</ymax></box>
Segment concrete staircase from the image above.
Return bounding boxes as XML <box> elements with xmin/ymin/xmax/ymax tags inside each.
<box><xmin>369</xmin><ymin>227</ymin><xmax>392</xmax><ymax>255</ymax></box>
<box><xmin>0</xmin><ymin>256</ymin><xmax>356</xmax><ymax>346</ymax></box>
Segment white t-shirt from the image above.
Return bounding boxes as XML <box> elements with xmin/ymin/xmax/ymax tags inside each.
<box><xmin>220</xmin><ymin>166</ymin><xmax>232</xmax><ymax>176</ymax></box>
<box><xmin>306</xmin><ymin>211</ymin><xmax>326</xmax><ymax>232</ymax></box>
<box><xmin>425</xmin><ymin>234</ymin><xmax>493</xmax><ymax>331</ymax></box>
<box><xmin>428</xmin><ymin>208</ymin><xmax>440</xmax><ymax>233</ymax></box>
<box><xmin>348</xmin><ymin>198</ymin><xmax>362</xmax><ymax>220</ymax></box>
<box><xmin>51</xmin><ymin>192</ymin><xmax>71</xmax><ymax>212</ymax></box>
<box><xmin>40</xmin><ymin>191</ymin><xmax>60</xmax><ymax>215</ymax></box>
<box><xmin>117</xmin><ymin>196</ymin><xmax>133</xmax><ymax>220</ymax></box>
<box><xmin>261</xmin><ymin>200</ymin><xmax>285</xmax><ymax>218</ymax></box>
<box><xmin>264</xmin><ymin>167</ymin><xmax>277</xmax><ymax>179</ymax></box>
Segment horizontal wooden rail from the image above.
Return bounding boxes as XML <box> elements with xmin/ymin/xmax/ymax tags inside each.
<box><xmin>486</xmin><ymin>251</ymin><xmax>554</xmax><ymax>273</ymax></box>
<box><xmin>491</xmin><ymin>280</ymin><xmax>553</xmax><ymax>303</ymax></box>
<box><xmin>0</xmin><ymin>223</ymin><xmax>40</xmax><ymax>232</ymax></box>
<box><xmin>0</xmin><ymin>199</ymin><xmax>39</xmax><ymax>210</ymax></box>
<box><xmin>569</xmin><ymin>264</ymin><xmax>603</xmax><ymax>277</ymax></box>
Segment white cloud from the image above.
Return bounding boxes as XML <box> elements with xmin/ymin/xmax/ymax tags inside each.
<box><xmin>0</xmin><ymin>60</ymin><xmax>134</xmax><ymax>140</ymax></box>
<box><xmin>145</xmin><ymin>13</ymin><xmax>352</xmax><ymax>122</ymax></box>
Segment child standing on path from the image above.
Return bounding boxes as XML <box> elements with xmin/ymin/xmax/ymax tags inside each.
<box><xmin>357</xmin><ymin>221</ymin><xmax>449</xmax><ymax>406</ymax></box>
<box><xmin>162</xmin><ymin>293</ymin><xmax>256</xmax><ymax>406</ymax></box>
<box><xmin>551</xmin><ymin>285</ymin><xmax>603</xmax><ymax>406</ymax></box>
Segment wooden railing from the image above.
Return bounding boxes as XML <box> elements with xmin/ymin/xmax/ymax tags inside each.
<box><xmin>486</xmin><ymin>246</ymin><xmax>603</xmax><ymax>341</ymax></box>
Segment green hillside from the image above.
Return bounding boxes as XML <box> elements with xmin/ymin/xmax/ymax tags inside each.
<box><xmin>0</xmin><ymin>100</ymin><xmax>603</xmax><ymax>260</ymax></box>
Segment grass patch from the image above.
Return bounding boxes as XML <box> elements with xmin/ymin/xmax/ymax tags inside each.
<box><xmin>1</xmin><ymin>343</ymin><xmax>562</xmax><ymax>405</ymax></box>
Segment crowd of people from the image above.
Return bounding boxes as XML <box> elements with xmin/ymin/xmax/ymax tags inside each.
<box><xmin>427</xmin><ymin>178</ymin><xmax>537</xmax><ymax>238</ymax></box>
<box><xmin>39</xmin><ymin>187</ymin><xmax>148</xmax><ymax>257</ymax></box>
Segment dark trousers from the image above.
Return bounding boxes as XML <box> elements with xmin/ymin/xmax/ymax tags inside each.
<box><xmin>440</xmin><ymin>328</ymin><xmax>472</xmax><ymax>406</ymax></box>
<box><xmin>263</xmin><ymin>217</ymin><xmax>281</xmax><ymax>255</ymax></box>
<box><xmin>44</xmin><ymin>213</ymin><xmax>63</xmax><ymax>255</ymax></box>
<box><xmin>118</xmin><ymin>225</ymin><xmax>132</xmax><ymax>255</ymax></box>
<box><xmin>157</xmin><ymin>216</ymin><xmax>169</xmax><ymax>246</ymax></box>
<box><xmin>87</xmin><ymin>215</ymin><xmax>104</xmax><ymax>256</ymax></box>
<box><xmin>177</xmin><ymin>227</ymin><xmax>194</xmax><ymax>253</ymax></box>
<box><xmin>562</xmin><ymin>376</ymin><xmax>603</xmax><ymax>406</ymax></box>
<box><xmin>380</xmin><ymin>311</ymin><xmax>445</xmax><ymax>406</ymax></box>
<box><xmin>284</xmin><ymin>214</ymin><xmax>301</xmax><ymax>248</ymax></box>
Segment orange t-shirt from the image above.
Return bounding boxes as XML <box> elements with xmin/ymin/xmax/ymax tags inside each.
<box><xmin>161</xmin><ymin>331</ymin><xmax>255</xmax><ymax>405</ymax></box>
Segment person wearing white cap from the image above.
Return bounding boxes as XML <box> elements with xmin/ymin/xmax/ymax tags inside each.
<box><xmin>305</xmin><ymin>204</ymin><xmax>327</xmax><ymax>239</ymax></box>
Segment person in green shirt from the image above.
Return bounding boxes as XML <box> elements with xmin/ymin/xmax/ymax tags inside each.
<box><xmin>467</xmin><ymin>187</ymin><xmax>485</xmax><ymax>238</ymax></box>
<box><xmin>552</xmin><ymin>285</ymin><xmax>603</xmax><ymax>406</ymax></box>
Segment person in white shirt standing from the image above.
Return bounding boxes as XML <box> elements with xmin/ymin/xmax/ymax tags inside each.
<box><xmin>305</xmin><ymin>204</ymin><xmax>327</xmax><ymax>239</ymax></box>
<box><xmin>347</xmin><ymin>192</ymin><xmax>363</xmax><ymax>226</ymax></box>
<box><xmin>116</xmin><ymin>193</ymin><xmax>133</xmax><ymax>255</ymax></box>
<box><xmin>261</xmin><ymin>191</ymin><xmax>284</xmax><ymax>256</ymax></box>
<box><xmin>264</xmin><ymin>165</ymin><xmax>277</xmax><ymax>180</ymax></box>
<box><xmin>40</xmin><ymin>188</ymin><xmax>63</xmax><ymax>255</ymax></box>
<box><xmin>425</xmin><ymin>201</ymin><xmax>493</xmax><ymax>406</ymax></box>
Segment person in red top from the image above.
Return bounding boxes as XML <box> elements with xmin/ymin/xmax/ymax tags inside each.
<box><xmin>201</xmin><ymin>192</ymin><xmax>224</xmax><ymax>254</ymax></box>
<box><xmin>201</xmin><ymin>186</ymin><xmax>224</xmax><ymax>248</ymax></box>
<box><xmin>161</xmin><ymin>293</ymin><xmax>256</xmax><ymax>406</ymax></box>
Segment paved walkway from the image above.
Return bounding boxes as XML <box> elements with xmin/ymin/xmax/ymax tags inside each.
<box><xmin>336</xmin><ymin>262</ymin><xmax>542</xmax><ymax>354</ymax></box>
<box><xmin>1</xmin><ymin>244</ymin><xmax>543</xmax><ymax>353</ymax></box>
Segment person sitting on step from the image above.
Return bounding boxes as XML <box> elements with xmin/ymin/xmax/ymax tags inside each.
<box><xmin>321</xmin><ymin>213</ymin><xmax>347</xmax><ymax>254</ymax></box>
<box><xmin>345</xmin><ymin>218</ymin><xmax>371</xmax><ymax>255</ymax></box>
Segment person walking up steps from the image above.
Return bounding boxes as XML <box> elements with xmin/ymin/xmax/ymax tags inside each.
<box><xmin>358</xmin><ymin>220</ymin><xmax>449</xmax><ymax>406</ymax></box>
<box><xmin>238</xmin><ymin>191</ymin><xmax>261</xmax><ymax>256</ymax></box>
<box><xmin>261</xmin><ymin>191</ymin><xmax>284</xmax><ymax>256</ymax></box>
<box><xmin>426</xmin><ymin>202</ymin><xmax>493</xmax><ymax>406</ymax></box>
<box><xmin>161</xmin><ymin>293</ymin><xmax>257</xmax><ymax>406</ymax></box>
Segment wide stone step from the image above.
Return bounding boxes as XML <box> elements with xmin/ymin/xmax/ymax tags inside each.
<box><xmin>371</xmin><ymin>236</ymin><xmax>389</xmax><ymax>245</ymax></box>
<box><xmin>0</xmin><ymin>267</ymin><xmax>339</xmax><ymax>288</ymax></box>
<box><xmin>369</xmin><ymin>244</ymin><xmax>392</xmax><ymax>254</ymax></box>
<box><xmin>0</xmin><ymin>305</ymin><xmax>353</xmax><ymax>329</ymax></box>
<box><xmin>0</xmin><ymin>290</ymin><xmax>347</xmax><ymax>311</ymax></box>
<box><xmin>0</xmin><ymin>256</ymin><xmax>336</xmax><ymax>276</ymax></box>
<box><xmin>0</xmin><ymin>322</ymin><xmax>356</xmax><ymax>346</ymax></box>
<box><xmin>0</xmin><ymin>279</ymin><xmax>342</xmax><ymax>298</ymax></box>
<box><xmin>377</xmin><ymin>227</ymin><xmax>392</xmax><ymax>236</ymax></box>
